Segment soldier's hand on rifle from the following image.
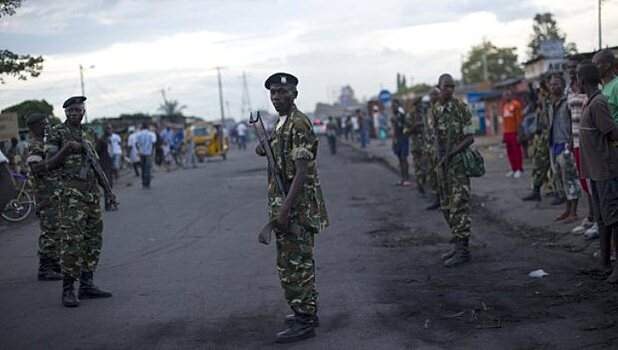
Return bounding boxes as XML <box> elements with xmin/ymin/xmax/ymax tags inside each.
<box><xmin>67</xmin><ymin>141</ymin><xmax>82</xmax><ymax>152</ymax></box>
<box><xmin>277</xmin><ymin>205</ymin><xmax>291</xmax><ymax>232</ymax></box>
<box><xmin>255</xmin><ymin>144</ymin><xmax>266</xmax><ymax>157</ymax></box>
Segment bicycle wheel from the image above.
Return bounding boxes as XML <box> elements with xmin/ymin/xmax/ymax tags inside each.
<box><xmin>2</xmin><ymin>191</ymin><xmax>34</xmax><ymax>223</ymax></box>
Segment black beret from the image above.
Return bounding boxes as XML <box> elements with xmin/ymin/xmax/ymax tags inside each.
<box><xmin>62</xmin><ymin>96</ymin><xmax>87</xmax><ymax>108</ymax></box>
<box><xmin>26</xmin><ymin>113</ymin><xmax>47</xmax><ymax>127</ymax></box>
<box><xmin>264</xmin><ymin>72</ymin><xmax>298</xmax><ymax>90</ymax></box>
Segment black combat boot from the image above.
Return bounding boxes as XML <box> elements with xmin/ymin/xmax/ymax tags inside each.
<box><xmin>425</xmin><ymin>198</ymin><xmax>440</xmax><ymax>210</ymax></box>
<box><xmin>521</xmin><ymin>187</ymin><xmax>541</xmax><ymax>201</ymax></box>
<box><xmin>62</xmin><ymin>278</ymin><xmax>79</xmax><ymax>307</ymax></box>
<box><xmin>285</xmin><ymin>313</ymin><xmax>320</xmax><ymax>327</ymax></box>
<box><xmin>78</xmin><ymin>271</ymin><xmax>113</xmax><ymax>299</ymax></box>
<box><xmin>440</xmin><ymin>240</ymin><xmax>457</xmax><ymax>261</ymax></box>
<box><xmin>275</xmin><ymin>314</ymin><xmax>316</xmax><ymax>344</ymax></box>
<box><xmin>38</xmin><ymin>258</ymin><xmax>62</xmax><ymax>281</ymax></box>
<box><xmin>444</xmin><ymin>237</ymin><xmax>470</xmax><ymax>267</ymax></box>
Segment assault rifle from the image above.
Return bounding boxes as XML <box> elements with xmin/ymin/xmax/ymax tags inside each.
<box><xmin>79</xmin><ymin>140</ymin><xmax>118</xmax><ymax>209</ymax></box>
<box><xmin>249</xmin><ymin>112</ymin><xmax>301</xmax><ymax>244</ymax></box>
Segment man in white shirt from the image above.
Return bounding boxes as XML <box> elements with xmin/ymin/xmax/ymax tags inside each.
<box><xmin>109</xmin><ymin>131</ymin><xmax>123</xmax><ymax>179</ymax></box>
<box><xmin>135</xmin><ymin>123</ymin><xmax>157</xmax><ymax>188</ymax></box>
<box><xmin>237</xmin><ymin>122</ymin><xmax>248</xmax><ymax>150</ymax></box>
<box><xmin>126</xmin><ymin>126</ymin><xmax>140</xmax><ymax>177</ymax></box>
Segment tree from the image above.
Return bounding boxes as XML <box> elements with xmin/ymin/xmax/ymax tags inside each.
<box><xmin>528</xmin><ymin>12</ymin><xmax>577</xmax><ymax>58</ymax></box>
<box><xmin>1</xmin><ymin>99</ymin><xmax>59</xmax><ymax>128</ymax></box>
<box><xmin>158</xmin><ymin>89</ymin><xmax>186</xmax><ymax>117</ymax></box>
<box><xmin>461</xmin><ymin>41</ymin><xmax>523</xmax><ymax>84</ymax></box>
<box><xmin>1</xmin><ymin>0</ymin><xmax>44</xmax><ymax>84</ymax></box>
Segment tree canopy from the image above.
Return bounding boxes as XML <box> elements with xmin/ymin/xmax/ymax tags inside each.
<box><xmin>461</xmin><ymin>41</ymin><xmax>523</xmax><ymax>84</ymax></box>
<box><xmin>528</xmin><ymin>12</ymin><xmax>577</xmax><ymax>58</ymax></box>
<box><xmin>0</xmin><ymin>0</ymin><xmax>44</xmax><ymax>84</ymax></box>
<box><xmin>1</xmin><ymin>99</ymin><xmax>60</xmax><ymax>128</ymax></box>
<box><xmin>158</xmin><ymin>89</ymin><xmax>186</xmax><ymax>117</ymax></box>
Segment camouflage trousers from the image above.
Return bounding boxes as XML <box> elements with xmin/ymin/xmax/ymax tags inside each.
<box><xmin>410</xmin><ymin>147</ymin><xmax>426</xmax><ymax>190</ymax></box>
<box><xmin>552</xmin><ymin>150</ymin><xmax>581</xmax><ymax>200</ymax></box>
<box><xmin>37</xmin><ymin>198</ymin><xmax>61</xmax><ymax>261</ymax></box>
<box><xmin>425</xmin><ymin>150</ymin><xmax>438</xmax><ymax>193</ymax></box>
<box><xmin>531</xmin><ymin>132</ymin><xmax>551</xmax><ymax>189</ymax></box>
<box><xmin>59</xmin><ymin>188</ymin><xmax>103</xmax><ymax>279</ymax></box>
<box><xmin>437</xmin><ymin>161</ymin><xmax>471</xmax><ymax>238</ymax></box>
<box><xmin>275</xmin><ymin>227</ymin><xmax>318</xmax><ymax>316</ymax></box>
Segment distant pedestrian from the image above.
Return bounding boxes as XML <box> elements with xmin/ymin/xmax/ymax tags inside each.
<box><xmin>344</xmin><ymin>115</ymin><xmax>352</xmax><ymax>140</ymax></box>
<box><xmin>391</xmin><ymin>99</ymin><xmax>410</xmax><ymax>186</ymax></box>
<box><xmin>0</xmin><ymin>149</ymin><xmax>16</xmax><ymax>215</ymax></box>
<box><xmin>358</xmin><ymin>109</ymin><xmax>370</xmax><ymax>148</ymax></box>
<box><xmin>97</xmin><ymin>123</ymin><xmax>116</xmax><ymax>210</ymax></box>
<box><xmin>183</xmin><ymin>136</ymin><xmax>198</xmax><ymax>168</ymax></box>
<box><xmin>108</xmin><ymin>128</ymin><xmax>122</xmax><ymax>180</ymax></box>
<box><xmin>326</xmin><ymin>116</ymin><xmax>337</xmax><ymax>155</ymax></box>
<box><xmin>135</xmin><ymin>123</ymin><xmax>157</xmax><ymax>188</ymax></box>
<box><xmin>237</xmin><ymin>122</ymin><xmax>248</xmax><ymax>150</ymax></box>
<box><xmin>373</xmin><ymin>106</ymin><xmax>388</xmax><ymax>144</ymax></box>
<box><xmin>126</xmin><ymin>126</ymin><xmax>140</xmax><ymax>177</ymax></box>
<box><xmin>502</xmin><ymin>90</ymin><xmax>524</xmax><ymax>178</ymax></box>
<box><xmin>351</xmin><ymin>111</ymin><xmax>360</xmax><ymax>141</ymax></box>
<box><xmin>576</xmin><ymin>63</ymin><xmax>618</xmax><ymax>283</ymax></box>
<box><xmin>548</xmin><ymin>74</ymin><xmax>581</xmax><ymax>223</ymax></box>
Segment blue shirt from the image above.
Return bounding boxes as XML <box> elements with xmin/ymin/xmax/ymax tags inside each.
<box><xmin>136</xmin><ymin>129</ymin><xmax>157</xmax><ymax>156</ymax></box>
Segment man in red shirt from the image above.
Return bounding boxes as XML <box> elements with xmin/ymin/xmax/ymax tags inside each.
<box><xmin>502</xmin><ymin>90</ymin><xmax>524</xmax><ymax>178</ymax></box>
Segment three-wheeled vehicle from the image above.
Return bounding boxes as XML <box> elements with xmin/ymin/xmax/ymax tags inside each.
<box><xmin>186</xmin><ymin>121</ymin><xmax>229</xmax><ymax>161</ymax></box>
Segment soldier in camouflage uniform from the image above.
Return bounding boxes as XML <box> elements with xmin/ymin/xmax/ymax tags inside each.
<box><xmin>256</xmin><ymin>73</ymin><xmax>329</xmax><ymax>344</ymax></box>
<box><xmin>424</xmin><ymin>88</ymin><xmax>442</xmax><ymax>210</ymax></box>
<box><xmin>427</xmin><ymin>74</ymin><xmax>475</xmax><ymax>267</ymax></box>
<box><xmin>25</xmin><ymin>113</ymin><xmax>62</xmax><ymax>281</ymax></box>
<box><xmin>404</xmin><ymin>97</ymin><xmax>427</xmax><ymax>195</ymax></box>
<box><xmin>522</xmin><ymin>91</ymin><xmax>552</xmax><ymax>202</ymax></box>
<box><xmin>46</xmin><ymin>96</ymin><xmax>113</xmax><ymax>307</ymax></box>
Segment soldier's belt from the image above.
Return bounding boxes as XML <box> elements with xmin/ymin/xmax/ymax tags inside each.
<box><xmin>258</xmin><ymin>219</ymin><xmax>303</xmax><ymax>245</ymax></box>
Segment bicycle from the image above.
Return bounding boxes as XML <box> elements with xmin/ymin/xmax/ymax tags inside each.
<box><xmin>2</xmin><ymin>172</ymin><xmax>36</xmax><ymax>223</ymax></box>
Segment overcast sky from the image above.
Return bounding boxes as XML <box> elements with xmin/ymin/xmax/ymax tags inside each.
<box><xmin>0</xmin><ymin>0</ymin><xmax>616</xmax><ymax>122</ymax></box>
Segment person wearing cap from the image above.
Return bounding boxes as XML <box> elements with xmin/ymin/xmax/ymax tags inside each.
<box><xmin>25</xmin><ymin>113</ymin><xmax>69</xmax><ymax>281</ymax></box>
<box><xmin>256</xmin><ymin>72</ymin><xmax>329</xmax><ymax>343</ymax></box>
<box><xmin>45</xmin><ymin>96</ymin><xmax>113</xmax><ymax>307</ymax></box>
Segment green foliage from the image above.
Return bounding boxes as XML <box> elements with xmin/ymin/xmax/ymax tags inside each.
<box><xmin>0</xmin><ymin>1</ymin><xmax>44</xmax><ymax>83</ymax></box>
<box><xmin>528</xmin><ymin>12</ymin><xmax>578</xmax><ymax>58</ymax></box>
<box><xmin>1</xmin><ymin>99</ymin><xmax>55</xmax><ymax>128</ymax></box>
<box><xmin>0</xmin><ymin>0</ymin><xmax>21</xmax><ymax>18</ymax></box>
<box><xmin>158</xmin><ymin>89</ymin><xmax>186</xmax><ymax>117</ymax></box>
<box><xmin>461</xmin><ymin>41</ymin><xmax>523</xmax><ymax>84</ymax></box>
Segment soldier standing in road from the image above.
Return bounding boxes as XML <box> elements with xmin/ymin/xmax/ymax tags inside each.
<box><xmin>425</xmin><ymin>88</ymin><xmax>442</xmax><ymax>210</ymax></box>
<box><xmin>46</xmin><ymin>96</ymin><xmax>113</xmax><ymax>307</ymax></box>
<box><xmin>255</xmin><ymin>72</ymin><xmax>329</xmax><ymax>343</ymax></box>
<box><xmin>25</xmin><ymin>113</ymin><xmax>64</xmax><ymax>281</ymax></box>
<box><xmin>428</xmin><ymin>74</ymin><xmax>475</xmax><ymax>267</ymax></box>
<box><xmin>391</xmin><ymin>99</ymin><xmax>411</xmax><ymax>186</ymax></box>
<box><xmin>404</xmin><ymin>97</ymin><xmax>427</xmax><ymax>195</ymax></box>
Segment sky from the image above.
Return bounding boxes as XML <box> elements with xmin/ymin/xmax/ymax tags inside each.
<box><xmin>0</xmin><ymin>0</ymin><xmax>617</xmax><ymax>122</ymax></box>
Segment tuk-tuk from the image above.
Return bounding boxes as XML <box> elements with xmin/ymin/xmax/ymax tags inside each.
<box><xmin>186</xmin><ymin>121</ymin><xmax>229</xmax><ymax>161</ymax></box>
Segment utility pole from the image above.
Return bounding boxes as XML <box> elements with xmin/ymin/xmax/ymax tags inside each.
<box><xmin>79</xmin><ymin>64</ymin><xmax>88</xmax><ymax>124</ymax></box>
<box><xmin>598</xmin><ymin>0</ymin><xmax>603</xmax><ymax>50</ymax></box>
<box><xmin>215</xmin><ymin>66</ymin><xmax>226</xmax><ymax>150</ymax></box>
<box><xmin>79</xmin><ymin>64</ymin><xmax>94</xmax><ymax>124</ymax></box>
<box><xmin>481</xmin><ymin>39</ymin><xmax>489</xmax><ymax>82</ymax></box>
<box><xmin>240</xmin><ymin>72</ymin><xmax>252</xmax><ymax>117</ymax></box>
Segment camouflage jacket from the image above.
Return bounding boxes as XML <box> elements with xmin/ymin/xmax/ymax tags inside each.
<box><xmin>268</xmin><ymin>106</ymin><xmax>329</xmax><ymax>233</ymax></box>
<box><xmin>427</xmin><ymin>98</ymin><xmax>474</xmax><ymax>166</ymax></box>
<box><xmin>26</xmin><ymin>137</ymin><xmax>60</xmax><ymax>208</ymax></box>
<box><xmin>46</xmin><ymin>122</ymin><xmax>100</xmax><ymax>200</ymax></box>
<box><xmin>404</xmin><ymin>107</ymin><xmax>426</xmax><ymax>152</ymax></box>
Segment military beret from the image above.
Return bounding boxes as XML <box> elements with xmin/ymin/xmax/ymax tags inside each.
<box><xmin>62</xmin><ymin>96</ymin><xmax>87</xmax><ymax>108</ymax></box>
<box><xmin>264</xmin><ymin>72</ymin><xmax>298</xmax><ymax>90</ymax></box>
<box><xmin>26</xmin><ymin>112</ymin><xmax>47</xmax><ymax>127</ymax></box>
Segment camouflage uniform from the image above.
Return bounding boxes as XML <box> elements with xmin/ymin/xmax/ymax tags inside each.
<box><xmin>46</xmin><ymin>122</ymin><xmax>103</xmax><ymax>279</ymax></box>
<box><xmin>427</xmin><ymin>98</ymin><xmax>474</xmax><ymax>239</ymax></box>
<box><xmin>26</xmin><ymin>138</ymin><xmax>61</xmax><ymax>261</ymax></box>
<box><xmin>268</xmin><ymin>105</ymin><xmax>329</xmax><ymax>316</ymax></box>
<box><xmin>404</xmin><ymin>107</ymin><xmax>427</xmax><ymax>190</ymax></box>
<box><xmin>530</xmin><ymin>130</ymin><xmax>551</xmax><ymax>189</ymax></box>
<box><xmin>424</xmin><ymin>107</ymin><xmax>438</xmax><ymax>193</ymax></box>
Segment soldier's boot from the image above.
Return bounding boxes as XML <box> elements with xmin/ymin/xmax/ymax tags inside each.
<box><xmin>521</xmin><ymin>186</ymin><xmax>541</xmax><ymax>201</ymax></box>
<box><xmin>38</xmin><ymin>258</ymin><xmax>62</xmax><ymax>281</ymax></box>
<box><xmin>285</xmin><ymin>313</ymin><xmax>320</xmax><ymax>327</ymax></box>
<box><xmin>444</xmin><ymin>237</ymin><xmax>470</xmax><ymax>267</ymax></box>
<box><xmin>275</xmin><ymin>314</ymin><xmax>316</xmax><ymax>344</ymax></box>
<box><xmin>62</xmin><ymin>278</ymin><xmax>79</xmax><ymax>308</ymax></box>
<box><xmin>78</xmin><ymin>272</ymin><xmax>113</xmax><ymax>299</ymax></box>
<box><xmin>425</xmin><ymin>198</ymin><xmax>440</xmax><ymax>211</ymax></box>
<box><xmin>440</xmin><ymin>242</ymin><xmax>457</xmax><ymax>261</ymax></box>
